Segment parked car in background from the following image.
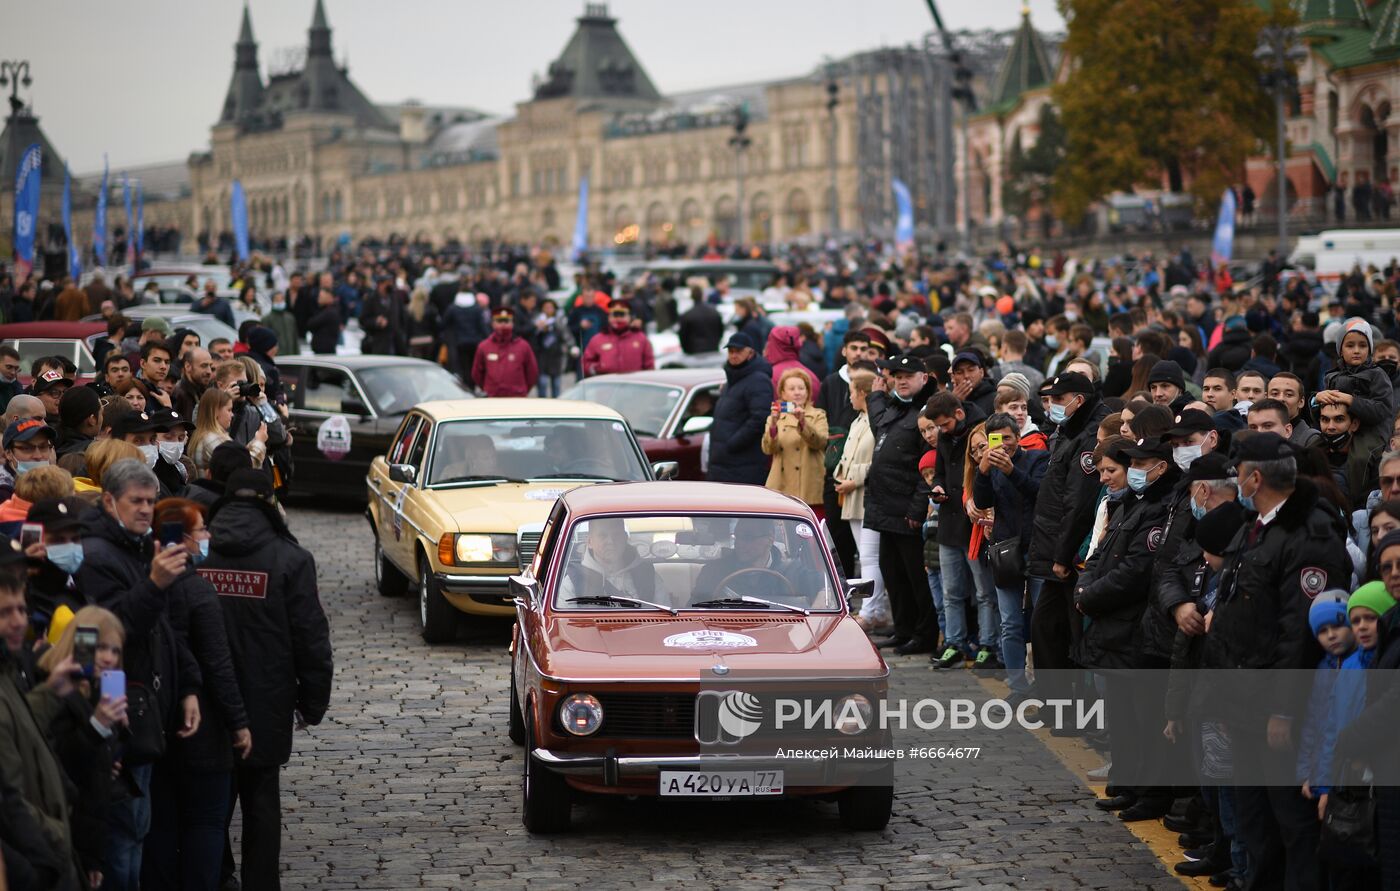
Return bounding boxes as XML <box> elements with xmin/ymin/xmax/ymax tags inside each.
<box><xmin>277</xmin><ymin>355</ymin><xmax>469</xmax><ymax>500</ymax></box>
<box><xmin>366</xmin><ymin>398</ymin><xmax>673</xmax><ymax>642</ymax></box>
<box><xmin>562</xmin><ymin>369</ymin><xmax>723</xmax><ymax>480</ymax></box>
<box><xmin>83</xmin><ymin>306</ymin><xmax>240</xmax><ymax>350</ymax></box>
<box><xmin>0</xmin><ymin>322</ymin><xmax>106</xmax><ymax>383</ymax></box>
<box><xmin>508</xmin><ymin>481</ymin><xmax>890</xmax><ymax>832</ymax></box>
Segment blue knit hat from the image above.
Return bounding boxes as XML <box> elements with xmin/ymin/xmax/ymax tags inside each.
<box><xmin>1308</xmin><ymin>589</ymin><xmax>1350</xmax><ymax>636</ymax></box>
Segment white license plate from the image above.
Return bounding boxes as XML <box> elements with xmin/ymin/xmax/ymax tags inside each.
<box><xmin>659</xmin><ymin>770</ymin><xmax>784</xmax><ymax>797</ymax></box>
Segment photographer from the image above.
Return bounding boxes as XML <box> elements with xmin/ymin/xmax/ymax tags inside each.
<box><xmin>205</xmin><ymin>469</ymin><xmax>332</xmax><ymax>891</ymax></box>
<box><xmin>76</xmin><ymin>459</ymin><xmax>202</xmax><ymax>886</ymax></box>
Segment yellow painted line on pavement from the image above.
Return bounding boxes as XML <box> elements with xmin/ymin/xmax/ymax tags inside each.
<box><xmin>966</xmin><ymin>671</ymin><xmax>1211</xmax><ymax>890</ymax></box>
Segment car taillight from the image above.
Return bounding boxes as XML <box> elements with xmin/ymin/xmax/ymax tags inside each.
<box><xmin>437</xmin><ymin>534</ymin><xmax>455</xmax><ymax>566</ymax></box>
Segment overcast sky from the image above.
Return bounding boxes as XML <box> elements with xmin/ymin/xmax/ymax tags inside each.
<box><xmin>14</xmin><ymin>0</ymin><xmax>1064</xmax><ymax>174</ymax></box>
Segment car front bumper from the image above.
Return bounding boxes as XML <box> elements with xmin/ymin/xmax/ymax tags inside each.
<box><xmin>531</xmin><ymin>748</ymin><xmax>891</xmax><ymax>787</ymax></box>
<box><xmin>435</xmin><ymin>573</ymin><xmax>516</xmax><ymax>615</ymax></box>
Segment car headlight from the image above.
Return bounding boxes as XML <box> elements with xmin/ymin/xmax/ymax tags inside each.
<box><xmin>454</xmin><ymin>534</ymin><xmax>516</xmax><ymax>564</ymax></box>
<box><xmin>834</xmin><ymin>694</ymin><xmax>872</xmax><ymax>736</ymax></box>
<box><xmin>559</xmin><ymin>694</ymin><xmax>603</xmax><ymax>736</ymax></box>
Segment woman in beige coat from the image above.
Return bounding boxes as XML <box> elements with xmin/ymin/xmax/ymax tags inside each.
<box><xmin>833</xmin><ymin>369</ymin><xmax>888</xmax><ymax>631</ymax></box>
<box><xmin>761</xmin><ymin>368</ymin><xmax>828</xmax><ymax>510</ymax></box>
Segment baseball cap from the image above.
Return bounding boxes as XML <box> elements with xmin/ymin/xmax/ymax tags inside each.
<box><xmin>1194</xmin><ymin>501</ymin><xmax>1245</xmax><ymax>555</ymax></box>
<box><xmin>26</xmin><ymin>498</ymin><xmax>84</xmax><ymax>534</ymax></box>
<box><xmin>141</xmin><ymin>316</ymin><xmax>174</xmax><ymax>336</ymax></box>
<box><xmin>1164</xmin><ymin>409</ymin><xmax>1214</xmax><ymax>439</ymax></box>
<box><xmin>110</xmin><ymin>411</ymin><xmax>160</xmax><ymax>438</ymax></box>
<box><xmin>880</xmin><ymin>355</ymin><xmax>924</xmax><ymax>375</ymax></box>
<box><xmin>225</xmin><ymin>467</ymin><xmax>274</xmax><ymax>501</ymax></box>
<box><xmin>1182</xmin><ymin>451</ymin><xmax>1233</xmax><ymax>484</ymax></box>
<box><xmin>2</xmin><ymin>418</ymin><xmax>54</xmax><ymax>450</ymax></box>
<box><xmin>1041</xmin><ymin>372</ymin><xmax>1094</xmax><ymax>397</ymax></box>
<box><xmin>951</xmin><ymin>351</ymin><xmax>983</xmax><ymax>369</ymax></box>
<box><xmin>1122</xmin><ymin>437</ymin><xmax>1173</xmax><ymax>461</ymax></box>
<box><xmin>725</xmin><ymin>331</ymin><xmax>758</xmax><ymax>351</ymax></box>
<box><xmin>148</xmin><ymin>408</ymin><xmax>194</xmax><ymax>431</ymax></box>
<box><xmin>32</xmin><ymin>370</ymin><xmax>71</xmax><ymax>395</ymax></box>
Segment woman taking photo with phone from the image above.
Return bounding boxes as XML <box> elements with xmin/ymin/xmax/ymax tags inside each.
<box><xmin>36</xmin><ymin>604</ymin><xmax>129</xmax><ymax>891</ymax></box>
<box><xmin>141</xmin><ymin>498</ymin><xmax>251</xmax><ymax>891</ymax></box>
<box><xmin>762</xmin><ymin>368</ymin><xmax>829</xmax><ymax>515</ymax></box>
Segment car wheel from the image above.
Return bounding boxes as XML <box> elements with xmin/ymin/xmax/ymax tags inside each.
<box><xmin>837</xmin><ymin>784</ymin><xmax>893</xmax><ymax>830</ymax></box>
<box><xmin>417</xmin><ymin>556</ymin><xmax>457</xmax><ymax>644</ymax></box>
<box><xmin>375</xmin><ymin>538</ymin><xmax>410</xmax><ymax>598</ymax></box>
<box><xmin>507</xmin><ymin>653</ymin><xmax>525</xmax><ymax>746</ymax></box>
<box><xmin>521</xmin><ymin>709</ymin><xmax>571</xmax><ymax>833</ymax></box>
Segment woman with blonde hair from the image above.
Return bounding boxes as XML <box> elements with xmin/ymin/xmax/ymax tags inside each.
<box><xmin>761</xmin><ymin>368</ymin><xmax>829</xmax><ymax>513</ymax></box>
<box><xmin>406</xmin><ymin>286</ymin><xmax>441</xmax><ymax>359</ymax></box>
<box><xmin>191</xmin><ymin>387</ymin><xmax>264</xmax><ymax>473</ymax></box>
<box><xmin>0</xmin><ymin>464</ymin><xmax>75</xmax><ymax>522</ymax></box>
<box><xmin>833</xmin><ymin>368</ymin><xmax>888</xmax><ymax>632</ymax></box>
<box><xmin>80</xmin><ymin>439</ymin><xmax>144</xmax><ymax>492</ymax></box>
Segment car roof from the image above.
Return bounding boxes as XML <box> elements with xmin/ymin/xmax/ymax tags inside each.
<box><xmin>641</xmin><ymin>259</ymin><xmax>777</xmax><ymax>270</ymax></box>
<box><xmin>413</xmin><ymin>398</ymin><xmax>627</xmax><ymax>422</ymax></box>
<box><xmin>275</xmin><ymin>355</ymin><xmax>438</xmax><ymax>371</ymax></box>
<box><xmin>574</xmin><ymin>368</ymin><xmax>724</xmax><ymax>387</ymax></box>
<box><xmin>562</xmin><ymin>481</ymin><xmax>812</xmax><ymax>517</ymax></box>
<box><xmin>0</xmin><ymin>322</ymin><xmax>106</xmax><ymax>337</ymax></box>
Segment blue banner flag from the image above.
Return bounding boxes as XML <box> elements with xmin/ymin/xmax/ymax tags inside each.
<box><xmin>134</xmin><ymin>181</ymin><xmax>144</xmax><ymax>273</ymax></box>
<box><xmin>94</xmin><ymin>155</ymin><xmax>108</xmax><ymax>266</ymax></box>
<box><xmin>121</xmin><ymin>173</ymin><xmax>132</xmax><ymax>265</ymax></box>
<box><xmin>231</xmin><ymin>180</ymin><xmax>249</xmax><ymax>261</ymax></box>
<box><xmin>892</xmin><ymin>178</ymin><xmax>914</xmax><ymax>252</ymax></box>
<box><xmin>1211</xmin><ymin>188</ymin><xmax>1237</xmax><ymax>267</ymax></box>
<box><xmin>571</xmin><ymin>174</ymin><xmax>590</xmax><ymax>261</ymax></box>
<box><xmin>63</xmin><ymin>162</ymin><xmax>80</xmax><ymax>281</ymax></box>
<box><xmin>12</xmin><ymin>143</ymin><xmax>41</xmax><ymax>282</ymax></box>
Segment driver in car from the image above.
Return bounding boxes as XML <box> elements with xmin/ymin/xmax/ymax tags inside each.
<box><xmin>692</xmin><ymin>518</ymin><xmax>814</xmax><ymax>603</ymax></box>
<box><xmin>543</xmin><ymin>426</ymin><xmax>612</xmax><ymax>478</ymax></box>
<box><xmin>435</xmin><ymin>434</ymin><xmax>501</xmax><ymax>482</ymax></box>
<box><xmin>558</xmin><ymin>517</ymin><xmax>672</xmax><ymax>604</ymax></box>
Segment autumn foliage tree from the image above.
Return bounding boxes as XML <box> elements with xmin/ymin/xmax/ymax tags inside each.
<box><xmin>1052</xmin><ymin>0</ymin><xmax>1292</xmax><ymax>220</ymax></box>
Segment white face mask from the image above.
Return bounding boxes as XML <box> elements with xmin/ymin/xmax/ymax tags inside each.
<box><xmin>1172</xmin><ymin>443</ymin><xmax>1203</xmax><ymax>471</ymax></box>
<box><xmin>138</xmin><ymin>443</ymin><xmax>159</xmax><ymax>467</ymax></box>
<box><xmin>159</xmin><ymin>441</ymin><xmax>185</xmax><ymax>464</ymax></box>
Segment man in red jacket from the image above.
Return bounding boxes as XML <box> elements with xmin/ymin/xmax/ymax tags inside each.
<box><xmin>472</xmin><ymin>310</ymin><xmax>539</xmax><ymax>397</ymax></box>
<box><xmin>581</xmin><ymin>305</ymin><xmax>654</xmax><ymax>377</ymax></box>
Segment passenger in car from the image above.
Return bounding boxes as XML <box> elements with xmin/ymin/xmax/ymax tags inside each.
<box><xmin>434</xmin><ymin>434</ymin><xmax>500</xmax><ymax>482</ymax></box>
<box><xmin>558</xmin><ymin>517</ymin><xmax>672</xmax><ymax>604</ymax></box>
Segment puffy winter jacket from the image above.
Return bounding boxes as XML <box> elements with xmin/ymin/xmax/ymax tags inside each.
<box><xmin>1205</xmin><ymin>327</ymin><xmax>1252</xmax><ymax>372</ymax></box>
<box><xmin>707</xmin><ymin>356</ymin><xmax>774</xmax><ymax>485</ymax></box>
<box><xmin>764</xmin><ymin>326</ymin><xmax>820</xmax><ymax>401</ymax></box>
<box><xmin>202</xmin><ymin>497</ymin><xmax>333</xmax><ymax>767</ymax></box>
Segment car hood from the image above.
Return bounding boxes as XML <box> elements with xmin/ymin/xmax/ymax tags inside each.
<box><xmin>535</xmin><ymin>613</ymin><xmax>886</xmax><ymax>680</ymax></box>
<box><xmin>428</xmin><ymin>482</ymin><xmax>589</xmax><ymax>533</ymax></box>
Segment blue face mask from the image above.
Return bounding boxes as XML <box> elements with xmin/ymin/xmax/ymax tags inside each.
<box><xmin>1127</xmin><ymin>463</ymin><xmax>1160</xmax><ymax>493</ymax></box>
<box><xmin>1046</xmin><ymin>335</ymin><xmax>1060</xmax><ymax>350</ymax></box>
<box><xmin>14</xmin><ymin>461</ymin><xmax>46</xmax><ymax>476</ymax></box>
<box><xmin>1190</xmin><ymin>497</ymin><xmax>1207</xmax><ymax>521</ymax></box>
<box><xmin>46</xmin><ymin>542</ymin><xmax>83</xmax><ymax>575</ymax></box>
<box><xmin>1047</xmin><ymin>397</ymin><xmax>1077</xmax><ymax>425</ymax></box>
<box><xmin>191</xmin><ymin>538</ymin><xmax>210</xmax><ymax>565</ymax></box>
<box><xmin>1238</xmin><ymin>473</ymin><xmax>1258</xmax><ymax>512</ymax></box>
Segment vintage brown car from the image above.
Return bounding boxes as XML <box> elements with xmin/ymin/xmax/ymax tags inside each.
<box><xmin>508</xmin><ymin>481</ymin><xmax>891</xmax><ymax>832</ymax></box>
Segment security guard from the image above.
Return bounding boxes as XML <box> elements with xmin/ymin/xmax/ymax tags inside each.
<box><xmin>1203</xmin><ymin>432</ymin><xmax>1351</xmax><ymax>891</ymax></box>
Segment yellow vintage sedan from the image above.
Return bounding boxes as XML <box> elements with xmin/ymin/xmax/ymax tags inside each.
<box><xmin>367</xmin><ymin>399</ymin><xmax>675</xmax><ymax>642</ymax></box>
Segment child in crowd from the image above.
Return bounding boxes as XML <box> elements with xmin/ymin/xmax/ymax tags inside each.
<box><xmin>917</xmin><ymin>444</ymin><xmax>945</xmax><ymax>648</ymax></box>
<box><xmin>1316</xmin><ymin>317</ymin><xmax>1394</xmax><ymax>435</ymax></box>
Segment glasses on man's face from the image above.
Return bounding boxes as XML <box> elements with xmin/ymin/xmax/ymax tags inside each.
<box><xmin>1382</xmin><ymin>475</ymin><xmax>1400</xmax><ymax>490</ymax></box>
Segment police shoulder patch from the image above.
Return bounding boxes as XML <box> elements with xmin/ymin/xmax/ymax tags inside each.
<box><xmin>1299</xmin><ymin>566</ymin><xmax>1327</xmax><ymax>598</ymax></box>
<box><xmin>1079</xmin><ymin>451</ymin><xmax>1096</xmax><ymax>474</ymax></box>
<box><xmin>1147</xmin><ymin>527</ymin><xmax>1165</xmax><ymax>551</ymax></box>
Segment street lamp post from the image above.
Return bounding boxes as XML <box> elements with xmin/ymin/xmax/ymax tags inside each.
<box><xmin>1256</xmin><ymin>26</ymin><xmax>1307</xmax><ymax>258</ymax></box>
<box><xmin>729</xmin><ymin>105</ymin><xmax>752</xmax><ymax>247</ymax></box>
<box><xmin>826</xmin><ymin>68</ymin><xmax>840</xmax><ymax>241</ymax></box>
<box><xmin>0</xmin><ymin>60</ymin><xmax>33</xmax><ymax>116</ymax></box>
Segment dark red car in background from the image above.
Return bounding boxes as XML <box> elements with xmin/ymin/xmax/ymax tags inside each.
<box><xmin>0</xmin><ymin>322</ymin><xmax>107</xmax><ymax>385</ymax></box>
<box><xmin>562</xmin><ymin>369</ymin><xmax>723</xmax><ymax>481</ymax></box>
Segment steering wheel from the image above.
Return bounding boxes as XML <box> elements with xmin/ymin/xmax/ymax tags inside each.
<box><xmin>711</xmin><ymin>567</ymin><xmax>798</xmax><ymax>601</ymax></box>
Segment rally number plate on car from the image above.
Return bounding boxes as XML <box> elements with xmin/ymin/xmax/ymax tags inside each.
<box><xmin>659</xmin><ymin>770</ymin><xmax>784</xmax><ymax>797</ymax></box>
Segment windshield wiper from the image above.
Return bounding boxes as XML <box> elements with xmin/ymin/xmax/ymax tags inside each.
<box><xmin>529</xmin><ymin>472</ymin><xmax>620</xmax><ymax>481</ymax></box>
<box><xmin>566</xmin><ymin>595</ymin><xmax>677</xmax><ymax>614</ymax></box>
<box><xmin>434</xmin><ymin>474</ymin><xmax>529</xmax><ymax>485</ymax></box>
<box><xmin>687</xmin><ymin>596</ymin><xmax>809</xmax><ymax>615</ymax></box>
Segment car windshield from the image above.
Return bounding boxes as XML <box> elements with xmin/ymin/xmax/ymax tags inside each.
<box><xmin>552</xmin><ymin>514</ymin><xmax>841</xmax><ymax>611</ymax></box>
<box><xmin>560</xmin><ymin>381</ymin><xmax>681</xmax><ymax>437</ymax></box>
<box><xmin>684</xmin><ymin>267</ymin><xmax>774</xmax><ymax>290</ymax></box>
<box><xmin>358</xmin><ymin>364</ymin><xmax>468</xmax><ymax>416</ymax></box>
<box><xmin>427</xmin><ymin>418</ymin><xmax>649</xmax><ymax>486</ymax></box>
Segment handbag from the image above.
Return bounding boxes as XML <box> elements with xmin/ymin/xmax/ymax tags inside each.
<box><xmin>988</xmin><ymin>537</ymin><xmax>1025</xmax><ymax>589</ymax></box>
<box><xmin>123</xmin><ymin>680</ymin><xmax>167</xmax><ymax>765</ymax></box>
<box><xmin>1319</xmin><ymin>779</ymin><xmax>1377</xmax><ymax>861</ymax></box>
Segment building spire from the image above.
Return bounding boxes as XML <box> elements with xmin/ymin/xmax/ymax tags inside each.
<box><xmin>308</xmin><ymin>0</ymin><xmax>332</xmax><ymax>56</ymax></box>
<box><xmin>221</xmin><ymin>3</ymin><xmax>265</xmax><ymax>124</ymax></box>
<box><xmin>989</xmin><ymin>6</ymin><xmax>1053</xmax><ymax>109</ymax></box>
<box><xmin>237</xmin><ymin>2</ymin><xmax>255</xmax><ymax>46</ymax></box>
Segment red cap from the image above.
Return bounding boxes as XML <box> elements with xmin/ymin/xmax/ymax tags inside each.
<box><xmin>918</xmin><ymin>450</ymin><xmax>937</xmax><ymax>472</ymax></box>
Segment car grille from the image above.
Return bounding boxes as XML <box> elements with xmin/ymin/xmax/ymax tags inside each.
<box><xmin>517</xmin><ymin>530</ymin><xmax>542</xmax><ymax>571</ymax></box>
<box><xmin>594</xmin><ymin>692</ymin><xmax>695</xmax><ymax>739</ymax></box>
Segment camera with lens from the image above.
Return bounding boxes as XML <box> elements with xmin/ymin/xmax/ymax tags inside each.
<box><xmin>236</xmin><ymin>381</ymin><xmax>262</xmax><ymax>400</ymax></box>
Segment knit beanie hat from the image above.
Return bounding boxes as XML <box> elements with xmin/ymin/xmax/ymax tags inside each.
<box><xmin>918</xmin><ymin>450</ymin><xmax>937</xmax><ymax>472</ymax></box>
<box><xmin>1341</xmin><ymin>316</ymin><xmax>1375</xmax><ymax>352</ymax></box>
<box><xmin>1348</xmin><ymin>580</ymin><xmax>1397</xmax><ymax>620</ymax></box>
<box><xmin>1308</xmin><ymin>590</ymin><xmax>1351</xmax><ymax>636</ymax></box>
<box><xmin>998</xmin><ymin>372</ymin><xmax>1032</xmax><ymax>401</ymax></box>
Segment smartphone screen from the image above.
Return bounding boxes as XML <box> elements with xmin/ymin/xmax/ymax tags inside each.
<box><xmin>159</xmin><ymin>521</ymin><xmax>185</xmax><ymax>549</ymax></box>
<box><xmin>100</xmin><ymin>669</ymin><xmax>125</xmax><ymax>702</ymax></box>
<box><xmin>19</xmin><ymin>523</ymin><xmax>43</xmax><ymax>549</ymax></box>
<box><xmin>73</xmin><ymin>626</ymin><xmax>99</xmax><ymax>677</ymax></box>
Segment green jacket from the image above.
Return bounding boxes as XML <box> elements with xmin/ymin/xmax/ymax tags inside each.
<box><xmin>0</xmin><ymin>651</ymin><xmax>76</xmax><ymax>884</ymax></box>
<box><xmin>261</xmin><ymin>308</ymin><xmax>302</xmax><ymax>356</ymax></box>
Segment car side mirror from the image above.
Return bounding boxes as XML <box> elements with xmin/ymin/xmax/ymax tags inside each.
<box><xmin>846</xmin><ymin>578</ymin><xmax>875</xmax><ymax>604</ymax></box>
<box><xmin>680</xmin><ymin>415</ymin><xmax>713</xmax><ymax>435</ymax></box>
<box><xmin>651</xmin><ymin>461</ymin><xmax>679</xmax><ymax>481</ymax></box>
<box><xmin>342</xmin><ymin>397</ymin><xmax>371</xmax><ymax>418</ymax></box>
<box><xmin>388</xmin><ymin>463</ymin><xmax>416</xmax><ymax>485</ymax></box>
<box><xmin>509</xmin><ymin>573</ymin><xmax>540</xmax><ymax>608</ymax></box>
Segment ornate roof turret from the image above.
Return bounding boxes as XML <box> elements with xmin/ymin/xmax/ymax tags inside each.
<box><xmin>219</xmin><ymin>4</ymin><xmax>266</xmax><ymax>125</ymax></box>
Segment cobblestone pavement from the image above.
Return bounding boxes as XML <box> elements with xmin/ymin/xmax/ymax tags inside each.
<box><xmin>264</xmin><ymin>503</ymin><xmax>1184</xmax><ymax>890</ymax></box>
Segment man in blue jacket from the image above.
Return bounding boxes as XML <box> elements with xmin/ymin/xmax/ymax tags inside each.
<box><xmin>706</xmin><ymin>332</ymin><xmax>773</xmax><ymax>486</ymax></box>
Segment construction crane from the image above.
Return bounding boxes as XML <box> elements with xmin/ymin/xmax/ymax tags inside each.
<box><xmin>923</xmin><ymin>0</ymin><xmax>977</xmax><ymax>250</ymax></box>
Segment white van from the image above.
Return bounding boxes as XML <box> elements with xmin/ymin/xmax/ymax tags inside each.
<box><xmin>1312</xmin><ymin>229</ymin><xmax>1400</xmax><ymax>288</ymax></box>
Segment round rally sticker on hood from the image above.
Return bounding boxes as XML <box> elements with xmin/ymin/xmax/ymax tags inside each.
<box><xmin>663</xmin><ymin>630</ymin><xmax>758</xmax><ymax>649</ymax></box>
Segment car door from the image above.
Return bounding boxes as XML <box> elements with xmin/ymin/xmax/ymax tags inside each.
<box><xmin>371</xmin><ymin>413</ymin><xmax>420</xmax><ymax>561</ymax></box>
<box><xmin>282</xmin><ymin>363</ymin><xmax>384</xmax><ymax>496</ymax></box>
<box><xmin>665</xmin><ymin>383</ymin><xmax>721</xmax><ymax>480</ymax></box>
<box><xmin>384</xmin><ymin>414</ymin><xmax>432</xmax><ymax>570</ymax></box>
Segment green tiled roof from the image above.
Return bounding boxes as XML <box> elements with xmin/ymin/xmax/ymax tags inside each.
<box><xmin>990</xmin><ymin>10</ymin><xmax>1053</xmax><ymax>109</ymax></box>
<box><xmin>1373</xmin><ymin>0</ymin><xmax>1400</xmax><ymax>51</ymax></box>
<box><xmin>1308</xmin><ymin>23</ymin><xmax>1400</xmax><ymax>68</ymax></box>
<box><xmin>1293</xmin><ymin>0</ymin><xmax>1369</xmax><ymax>27</ymax></box>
